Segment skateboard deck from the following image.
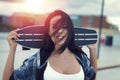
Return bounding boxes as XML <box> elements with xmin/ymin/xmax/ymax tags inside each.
<box><xmin>16</xmin><ymin>25</ymin><xmax>45</xmax><ymax>49</ymax></box>
<box><xmin>74</xmin><ymin>27</ymin><xmax>97</xmax><ymax>46</ymax></box>
<box><xmin>16</xmin><ymin>25</ymin><xmax>97</xmax><ymax>49</ymax></box>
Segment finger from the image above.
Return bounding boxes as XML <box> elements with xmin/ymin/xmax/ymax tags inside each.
<box><xmin>11</xmin><ymin>31</ymin><xmax>20</xmax><ymax>38</ymax></box>
<box><xmin>11</xmin><ymin>36</ymin><xmax>18</xmax><ymax>41</ymax></box>
<box><xmin>15</xmin><ymin>32</ymin><xmax>20</xmax><ymax>37</ymax></box>
<box><xmin>13</xmin><ymin>28</ymin><xmax>20</xmax><ymax>32</ymax></box>
<box><xmin>10</xmin><ymin>31</ymin><xmax>19</xmax><ymax>40</ymax></box>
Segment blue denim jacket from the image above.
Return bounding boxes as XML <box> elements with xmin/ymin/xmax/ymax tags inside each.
<box><xmin>11</xmin><ymin>51</ymin><xmax>95</xmax><ymax>80</ymax></box>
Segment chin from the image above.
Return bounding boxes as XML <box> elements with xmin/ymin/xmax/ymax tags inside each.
<box><xmin>56</xmin><ymin>42</ymin><xmax>64</xmax><ymax>46</ymax></box>
<box><xmin>55</xmin><ymin>41</ymin><xmax>65</xmax><ymax>48</ymax></box>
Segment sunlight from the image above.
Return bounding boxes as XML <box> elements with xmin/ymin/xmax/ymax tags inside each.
<box><xmin>107</xmin><ymin>17</ymin><xmax>120</xmax><ymax>31</ymax></box>
<box><xmin>24</xmin><ymin>0</ymin><xmax>44</xmax><ymax>7</ymax></box>
<box><xmin>19</xmin><ymin>0</ymin><xmax>49</xmax><ymax>14</ymax></box>
<box><xmin>14</xmin><ymin>0</ymin><xmax>67</xmax><ymax>14</ymax></box>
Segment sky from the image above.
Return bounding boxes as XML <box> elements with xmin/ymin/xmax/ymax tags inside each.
<box><xmin>0</xmin><ymin>0</ymin><xmax>120</xmax><ymax>26</ymax></box>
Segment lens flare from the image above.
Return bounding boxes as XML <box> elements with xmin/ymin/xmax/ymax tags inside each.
<box><xmin>19</xmin><ymin>0</ymin><xmax>47</xmax><ymax>14</ymax></box>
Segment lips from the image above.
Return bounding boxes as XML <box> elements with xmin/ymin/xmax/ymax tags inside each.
<box><xmin>56</xmin><ymin>36</ymin><xmax>64</xmax><ymax>41</ymax></box>
<box><xmin>58</xmin><ymin>36</ymin><xmax>64</xmax><ymax>39</ymax></box>
<box><xmin>56</xmin><ymin>34</ymin><xmax>67</xmax><ymax>42</ymax></box>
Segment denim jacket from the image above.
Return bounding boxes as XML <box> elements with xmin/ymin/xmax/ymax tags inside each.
<box><xmin>11</xmin><ymin>50</ymin><xmax>95</xmax><ymax>80</ymax></box>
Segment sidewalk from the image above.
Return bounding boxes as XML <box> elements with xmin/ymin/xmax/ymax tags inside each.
<box><xmin>82</xmin><ymin>44</ymin><xmax>120</xmax><ymax>80</ymax></box>
<box><xmin>96</xmin><ymin>44</ymin><xmax>120</xmax><ymax>80</ymax></box>
<box><xmin>82</xmin><ymin>44</ymin><xmax>120</xmax><ymax>69</ymax></box>
<box><xmin>97</xmin><ymin>44</ymin><xmax>120</xmax><ymax>69</ymax></box>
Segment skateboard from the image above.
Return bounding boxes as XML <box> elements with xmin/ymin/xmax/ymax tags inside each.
<box><xmin>16</xmin><ymin>25</ymin><xmax>97</xmax><ymax>50</ymax></box>
<box><xmin>16</xmin><ymin>25</ymin><xmax>45</xmax><ymax>49</ymax></box>
<box><xmin>74</xmin><ymin>27</ymin><xmax>97</xmax><ymax>47</ymax></box>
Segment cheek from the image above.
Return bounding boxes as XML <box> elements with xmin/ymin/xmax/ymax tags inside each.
<box><xmin>62</xmin><ymin>30</ymin><xmax>68</xmax><ymax>36</ymax></box>
<box><xmin>48</xmin><ymin>29</ymin><xmax>53</xmax><ymax>36</ymax></box>
<box><xmin>49</xmin><ymin>27</ymin><xmax>55</xmax><ymax>36</ymax></box>
<box><xmin>48</xmin><ymin>30</ymin><xmax>55</xmax><ymax>41</ymax></box>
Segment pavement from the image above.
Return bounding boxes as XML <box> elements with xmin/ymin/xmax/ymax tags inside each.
<box><xmin>82</xmin><ymin>44</ymin><xmax>120</xmax><ymax>80</ymax></box>
<box><xmin>97</xmin><ymin>45</ymin><xmax>120</xmax><ymax>80</ymax></box>
<box><xmin>0</xmin><ymin>32</ymin><xmax>120</xmax><ymax>80</ymax></box>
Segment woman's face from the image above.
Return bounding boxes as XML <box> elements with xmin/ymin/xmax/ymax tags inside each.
<box><xmin>49</xmin><ymin>15</ymin><xmax>68</xmax><ymax>47</ymax></box>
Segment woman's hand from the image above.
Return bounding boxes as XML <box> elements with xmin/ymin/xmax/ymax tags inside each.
<box><xmin>7</xmin><ymin>29</ymin><xmax>20</xmax><ymax>48</ymax></box>
<box><xmin>3</xmin><ymin>29</ymin><xmax>20</xmax><ymax>80</ymax></box>
<box><xmin>87</xmin><ymin>43</ymin><xmax>97</xmax><ymax>50</ymax></box>
<box><xmin>87</xmin><ymin>43</ymin><xmax>97</xmax><ymax>74</ymax></box>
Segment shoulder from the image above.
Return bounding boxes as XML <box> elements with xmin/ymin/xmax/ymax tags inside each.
<box><xmin>80</xmin><ymin>52</ymin><xmax>96</xmax><ymax>79</ymax></box>
<box><xmin>80</xmin><ymin>52</ymin><xmax>91</xmax><ymax>67</ymax></box>
<box><xmin>76</xmin><ymin>51</ymin><xmax>92</xmax><ymax>71</ymax></box>
<box><xmin>13</xmin><ymin>51</ymin><xmax>40</xmax><ymax>80</ymax></box>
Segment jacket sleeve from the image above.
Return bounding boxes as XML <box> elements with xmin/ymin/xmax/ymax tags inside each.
<box><xmin>82</xmin><ymin>54</ymin><xmax>96</xmax><ymax>80</ymax></box>
<box><xmin>10</xmin><ymin>53</ymin><xmax>38</xmax><ymax>80</ymax></box>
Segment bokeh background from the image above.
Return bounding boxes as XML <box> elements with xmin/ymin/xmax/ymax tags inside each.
<box><xmin>0</xmin><ymin>0</ymin><xmax>120</xmax><ymax>80</ymax></box>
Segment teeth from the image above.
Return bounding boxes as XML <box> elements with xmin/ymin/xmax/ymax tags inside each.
<box><xmin>58</xmin><ymin>36</ymin><xmax>63</xmax><ymax>39</ymax></box>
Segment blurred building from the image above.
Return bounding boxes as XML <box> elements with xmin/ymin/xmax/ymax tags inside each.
<box><xmin>0</xmin><ymin>15</ymin><xmax>13</xmax><ymax>32</ymax></box>
<box><xmin>9</xmin><ymin>14</ymin><xmax>110</xmax><ymax>29</ymax></box>
<box><xmin>0</xmin><ymin>13</ymin><xmax>111</xmax><ymax>32</ymax></box>
<box><xmin>70</xmin><ymin>15</ymin><xmax>110</xmax><ymax>28</ymax></box>
<box><xmin>9</xmin><ymin>13</ymin><xmax>47</xmax><ymax>28</ymax></box>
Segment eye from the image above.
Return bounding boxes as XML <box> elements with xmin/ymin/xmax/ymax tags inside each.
<box><xmin>62</xmin><ymin>25</ymin><xmax>67</xmax><ymax>29</ymax></box>
<box><xmin>50</xmin><ymin>24</ymin><xmax>56</xmax><ymax>29</ymax></box>
<box><xmin>52</xmin><ymin>26</ymin><xmax>57</xmax><ymax>29</ymax></box>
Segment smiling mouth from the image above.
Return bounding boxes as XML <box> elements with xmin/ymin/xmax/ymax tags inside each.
<box><xmin>58</xmin><ymin>36</ymin><xmax>64</xmax><ymax>40</ymax></box>
<box><xmin>56</xmin><ymin>34</ymin><xmax>67</xmax><ymax>42</ymax></box>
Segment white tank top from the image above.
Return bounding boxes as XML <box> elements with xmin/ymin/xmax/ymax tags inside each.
<box><xmin>44</xmin><ymin>61</ymin><xmax>84</xmax><ymax>80</ymax></box>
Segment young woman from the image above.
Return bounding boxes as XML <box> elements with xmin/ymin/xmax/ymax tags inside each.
<box><xmin>3</xmin><ymin>10</ymin><xmax>97</xmax><ymax>80</ymax></box>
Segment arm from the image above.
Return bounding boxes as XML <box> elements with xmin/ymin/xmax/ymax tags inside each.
<box><xmin>2</xmin><ymin>29</ymin><xmax>19</xmax><ymax>80</ymax></box>
<box><xmin>87</xmin><ymin>44</ymin><xmax>97</xmax><ymax>74</ymax></box>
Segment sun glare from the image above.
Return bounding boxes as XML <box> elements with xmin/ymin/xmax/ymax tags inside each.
<box><xmin>17</xmin><ymin>0</ymin><xmax>65</xmax><ymax>14</ymax></box>
<box><xmin>24</xmin><ymin>0</ymin><xmax>44</xmax><ymax>6</ymax></box>
<box><xmin>20</xmin><ymin>0</ymin><xmax>48</xmax><ymax>14</ymax></box>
